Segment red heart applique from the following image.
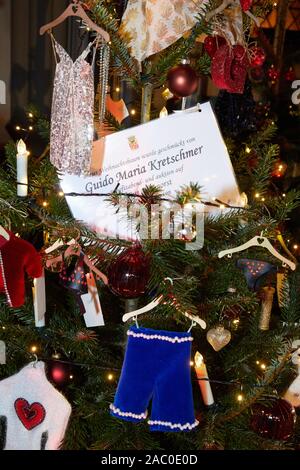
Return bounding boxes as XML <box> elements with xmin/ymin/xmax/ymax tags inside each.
<box><xmin>14</xmin><ymin>398</ymin><xmax>46</xmax><ymax>430</ymax></box>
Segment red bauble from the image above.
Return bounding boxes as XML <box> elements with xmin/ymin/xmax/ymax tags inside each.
<box><xmin>271</xmin><ymin>160</ymin><xmax>287</xmax><ymax>178</ymax></box>
<box><xmin>48</xmin><ymin>360</ymin><xmax>71</xmax><ymax>387</ymax></box>
<box><xmin>285</xmin><ymin>67</ymin><xmax>296</xmax><ymax>82</ymax></box>
<box><xmin>108</xmin><ymin>244</ymin><xmax>150</xmax><ymax>298</ymax></box>
<box><xmin>167</xmin><ymin>64</ymin><xmax>199</xmax><ymax>98</ymax></box>
<box><xmin>249</xmin><ymin>47</ymin><xmax>266</xmax><ymax>67</ymax></box>
<box><xmin>250</xmin><ymin>398</ymin><xmax>296</xmax><ymax>440</ymax></box>
<box><xmin>204</xmin><ymin>35</ymin><xmax>226</xmax><ymax>58</ymax></box>
<box><xmin>240</xmin><ymin>0</ymin><xmax>252</xmax><ymax>10</ymax></box>
<box><xmin>267</xmin><ymin>65</ymin><xmax>279</xmax><ymax>82</ymax></box>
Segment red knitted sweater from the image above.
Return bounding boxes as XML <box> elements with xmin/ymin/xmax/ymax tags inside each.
<box><xmin>0</xmin><ymin>232</ymin><xmax>43</xmax><ymax>307</ymax></box>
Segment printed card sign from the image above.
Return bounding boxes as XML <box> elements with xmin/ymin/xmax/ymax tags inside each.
<box><xmin>60</xmin><ymin>102</ymin><xmax>243</xmax><ymax>239</ymax></box>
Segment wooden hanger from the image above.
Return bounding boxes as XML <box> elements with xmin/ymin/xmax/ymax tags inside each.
<box><xmin>0</xmin><ymin>225</ymin><xmax>10</xmax><ymax>241</ymax></box>
<box><xmin>218</xmin><ymin>234</ymin><xmax>296</xmax><ymax>271</ymax></box>
<box><xmin>122</xmin><ymin>296</ymin><xmax>206</xmax><ymax>330</ymax></box>
<box><xmin>45</xmin><ymin>237</ymin><xmax>77</xmax><ymax>254</ymax></box>
<box><xmin>40</xmin><ymin>0</ymin><xmax>110</xmax><ymax>43</ymax></box>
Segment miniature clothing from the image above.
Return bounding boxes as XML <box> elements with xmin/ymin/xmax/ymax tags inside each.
<box><xmin>0</xmin><ymin>362</ymin><xmax>71</xmax><ymax>450</ymax></box>
<box><xmin>110</xmin><ymin>326</ymin><xmax>198</xmax><ymax>432</ymax></box>
<box><xmin>119</xmin><ymin>0</ymin><xmax>203</xmax><ymax>62</ymax></box>
<box><xmin>0</xmin><ymin>231</ymin><xmax>43</xmax><ymax>307</ymax></box>
<box><xmin>50</xmin><ymin>34</ymin><xmax>96</xmax><ymax>176</ymax></box>
<box><xmin>236</xmin><ymin>259</ymin><xmax>277</xmax><ymax>291</ymax></box>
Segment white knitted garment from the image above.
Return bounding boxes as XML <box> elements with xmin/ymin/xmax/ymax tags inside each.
<box><xmin>0</xmin><ymin>361</ymin><xmax>71</xmax><ymax>450</ymax></box>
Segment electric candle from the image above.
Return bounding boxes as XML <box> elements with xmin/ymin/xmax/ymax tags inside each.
<box><xmin>17</xmin><ymin>139</ymin><xmax>29</xmax><ymax>197</ymax></box>
<box><xmin>194</xmin><ymin>351</ymin><xmax>214</xmax><ymax>406</ymax></box>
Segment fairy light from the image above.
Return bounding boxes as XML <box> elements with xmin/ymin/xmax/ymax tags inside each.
<box><xmin>237</xmin><ymin>394</ymin><xmax>244</xmax><ymax>403</ymax></box>
<box><xmin>115</xmin><ymin>87</ymin><xmax>120</xmax><ymax>92</ymax></box>
<box><xmin>282</xmin><ymin>193</ymin><xmax>286</xmax><ymax>197</ymax></box>
<box><xmin>58</xmin><ymin>191</ymin><xmax>64</xmax><ymax>197</ymax></box>
<box><xmin>42</xmin><ymin>201</ymin><xmax>48</xmax><ymax>208</ymax></box>
<box><xmin>255</xmin><ymin>193</ymin><xmax>260</xmax><ymax>198</ymax></box>
<box><xmin>2</xmin><ymin>326</ymin><xmax>6</xmax><ymax>330</ymax></box>
<box><xmin>293</xmin><ymin>244</ymin><xmax>298</xmax><ymax>250</ymax></box>
<box><xmin>107</xmin><ymin>373</ymin><xmax>114</xmax><ymax>381</ymax></box>
<box><xmin>245</xmin><ymin>147</ymin><xmax>251</xmax><ymax>154</ymax></box>
<box><xmin>261</xmin><ymin>197</ymin><xmax>265</xmax><ymax>202</ymax></box>
<box><xmin>219</xmin><ymin>204</ymin><xmax>225</xmax><ymax>209</ymax></box>
<box><xmin>233</xmin><ymin>319</ymin><xmax>239</xmax><ymax>325</ymax></box>
<box><xmin>190</xmin><ymin>361</ymin><xmax>194</xmax><ymax>366</ymax></box>
<box><xmin>69</xmin><ymin>375</ymin><xmax>74</xmax><ymax>380</ymax></box>
<box><xmin>30</xmin><ymin>345</ymin><xmax>38</xmax><ymax>353</ymax></box>
<box><xmin>130</xmin><ymin>109</ymin><xmax>136</xmax><ymax>116</ymax></box>
<box><xmin>28</xmin><ymin>112</ymin><xmax>34</xmax><ymax>118</ymax></box>
<box><xmin>28</xmin><ymin>126</ymin><xmax>33</xmax><ymax>131</ymax></box>
<box><xmin>260</xmin><ymin>363</ymin><xmax>266</xmax><ymax>370</ymax></box>
<box><xmin>15</xmin><ymin>125</ymin><xmax>21</xmax><ymax>131</ymax></box>
<box><xmin>256</xmin><ymin>360</ymin><xmax>260</xmax><ymax>365</ymax></box>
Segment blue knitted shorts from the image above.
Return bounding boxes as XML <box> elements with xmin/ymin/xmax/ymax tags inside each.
<box><xmin>110</xmin><ymin>326</ymin><xmax>198</xmax><ymax>432</ymax></box>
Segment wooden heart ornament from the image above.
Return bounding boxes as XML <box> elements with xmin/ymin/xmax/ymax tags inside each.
<box><xmin>14</xmin><ymin>398</ymin><xmax>46</xmax><ymax>430</ymax></box>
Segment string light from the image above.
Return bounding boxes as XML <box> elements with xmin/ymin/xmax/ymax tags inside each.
<box><xmin>69</xmin><ymin>375</ymin><xmax>74</xmax><ymax>380</ymax></box>
<box><xmin>28</xmin><ymin>112</ymin><xmax>34</xmax><ymax>118</ymax></box>
<box><xmin>115</xmin><ymin>87</ymin><xmax>120</xmax><ymax>92</ymax></box>
<box><xmin>237</xmin><ymin>394</ymin><xmax>244</xmax><ymax>402</ymax></box>
<box><xmin>261</xmin><ymin>197</ymin><xmax>265</xmax><ymax>202</ymax></box>
<box><xmin>260</xmin><ymin>363</ymin><xmax>266</xmax><ymax>370</ymax></box>
<box><xmin>130</xmin><ymin>109</ymin><xmax>136</xmax><ymax>116</ymax></box>
<box><xmin>219</xmin><ymin>204</ymin><xmax>225</xmax><ymax>209</ymax></box>
<box><xmin>245</xmin><ymin>147</ymin><xmax>251</xmax><ymax>154</ymax></box>
<box><xmin>2</xmin><ymin>326</ymin><xmax>6</xmax><ymax>330</ymax></box>
<box><xmin>15</xmin><ymin>125</ymin><xmax>21</xmax><ymax>131</ymax></box>
<box><xmin>293</xmin><ymin>244</ymin><xmax>298</xmax><ymax>250</ymax></box>
<box><xmin>190</xmin><ymin>361</ymin><xmax>194</xmax><ymax>366</ymax></box>
<box><xmin>28</xmin><ymin>126</ymin><xmax>33</xmax><ymax>131</ymax></box>
<box><xmin>256</xmin><ymin>360</ymin><xmax>260</xmax><ymax>365</ymax></box>
<box><xmin>255</xmin><ymin>193</ymin><xmax>260</xmax><ymax>198</ymax></box>
<box><xmin>30</xmin><ymin>345</ymin><xmax>38</xmax><ymax>353</ymax></box>
<box><xmin>42</xmin><ymin>201</ymin><xmax>49</xmax><ymax>208</ymax></box>
<box><xmin>58</xmin><ymin>191</ymin><xmax>64</xmax><ymax>197</ymax></box>
<box><xmin>282</xmin><ymin>193</ymin><xmax>286</xmax><ymax>197</ymax></box>
<box><xmin>107</xmin><ymin>373</ymin><xmax>114</xmax><ymax>381</ymax></box>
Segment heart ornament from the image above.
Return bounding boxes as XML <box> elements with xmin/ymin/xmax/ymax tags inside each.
<box><xmin>14</xmin><ymin>398</ymin><xmax>46</xmax><ymax>430</ymax></box>
<box><xmin>207</xmin><ymin>325</ymin><xmax>231</xmax><ymax>351</ymax></box>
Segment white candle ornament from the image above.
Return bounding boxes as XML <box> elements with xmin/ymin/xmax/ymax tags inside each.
<box><xmin>17</xmin><ymin>139</ymin><xmax>29</xmax><ymax>197</ymax></box>
<box><xmin>194</xmin><ymin>351</ymin><xmax>214</xmax><ymax>406</ymax></box>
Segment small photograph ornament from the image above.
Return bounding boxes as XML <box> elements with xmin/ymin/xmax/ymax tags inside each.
<box><xmin>207</xmin><ymin>325</ymin><xmax>231</xmax><ymax>351</ymax></box>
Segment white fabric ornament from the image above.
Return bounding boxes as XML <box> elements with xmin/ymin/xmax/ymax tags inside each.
<box><xmin>120</xmin><ymin>0</ymin><xmax>205</xmax><ymax>62</ymax></box>
<box><xmin>0</xmin><ymin>361</ymin><xmax>71</xmax><ymax>450</ymax></box>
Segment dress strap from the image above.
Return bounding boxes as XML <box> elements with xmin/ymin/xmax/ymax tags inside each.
<box><xmin>49</xmin><ymin>32</ymin><xmax>59</xmax><ymax>65</ymax></box>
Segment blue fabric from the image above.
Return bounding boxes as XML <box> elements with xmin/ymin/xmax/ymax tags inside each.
<box><xmin>236</xmin><ymin>258</ymin><xmax>277</xmax><ymax>291</ymax></box>
<box><xmin>110</xmin><ymin>326</ymin><xmax>197</xmax><ymax>432</ymax></box>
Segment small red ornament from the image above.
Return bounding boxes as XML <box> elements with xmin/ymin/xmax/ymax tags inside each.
<box><xmin>48</xmin><ymin>360</ymin><xmax>72</xmax><ymax>387</ymax></box>
<box><xmin>285</xmin><ymin>67</ymin><xmax>296</xmax><ymax>82</ymax></box>
<box><xmin>250</xmin><ymin>398</ymin><xmax>296</xmax><ymax>440</ymax></box>
<box><xmin>271</xmin><ymin>160</ymin><xmax>287</xmax><ymax>178</ymax></box>
<box><xmin>211</xmin><ymin>44</ymin><xmax>249</xmax><ymax>94</ymax></box>
<box><xmin>167</xmin><ymin>63</ymin><xmax>199</xmax><ymax>98</ymax></box>
<box><xmin>249</xmin><ymin>47</ymin><xmax>266</xmax><ymax>67</ymax></box>
<box><xmin>204</xmin><ymin>35</ymin><xmax>226</xmax><ymax>58</ymax></box>
<box><xmin>240</xmin><ymin>0</ymin><xmax>252</xmax><ymax>11</ymax></box>
<box><xmin>267</xmin><ymin>65</ymin><xmax>279</xmax><ymax>82</ymax></box>
<box><xmin>108</xmin><ymin>244</ymin><xmax>150</xmax><ymax>298</ymax></box>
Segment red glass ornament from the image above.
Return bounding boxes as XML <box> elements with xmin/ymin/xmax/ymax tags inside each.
<box><xmin>108</xmin><ymin>245</ymin><xmax>150</xmax><ymax>298</ymax></box>
<box><xmin>204</xmin><ymin>36</ymin><xmax>226</xmax><ymax>58</ymax></box>
<box><xmin>167</xmin><ymin>64</ymin><xmax>199</xmax><ymax>98</ymax></box>
<box><xmin>271</xmin><ymin>160</ymin><xmax>287</xmax><ymax>178</ymax></box>
<box><xmin>267</xmin><ymin>65</ymin><xmax>279</xmax><ymax>82</ymax></box>
<box><xmin>249</xmin><ymin>47</ymin><xmax>266</xmax><ymax>67</ymax></box>
<box><xmin>48</xmin><ymin>361</ymin><xmax>71</xmax><ymax>387</ymax></box>
<box><xmin>249</xmin><ymin>66</ymin><xmax>265</xmax><ymax>82</ymax></box>
<box><xmin>250</xmin><ymin>398</ymin><xmax>296</xmax><ymax>440</ymax></box>
<box><xmin>285</xmin><ymin>67</ymin><xmax>296</xmax><ymax>82</ymax></box>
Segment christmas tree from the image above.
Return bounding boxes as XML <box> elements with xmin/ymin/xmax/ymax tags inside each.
<box><xmin>1</xmin><ymin>0</ymin><xmax>300</xmax><ymax>451</ymax></box>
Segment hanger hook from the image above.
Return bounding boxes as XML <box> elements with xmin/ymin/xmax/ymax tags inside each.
<box><xmin>164</xmin><ymin>277</ymin><xmax>174</xmax><ymax>286</ymax></box>
<box><xmin>187</xmin><ymin>320</ymin><xmax>197</xmax><ymax>333</ymax></box>
<box><xmin>133</xmin><ymin>316</ymin><xmax>139</xmax><ymax>328</ymax></box>
<box><xmin>32</xmin><ymin>354</ymin><xmax>38</xmax><ymax>368</ymax></box>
